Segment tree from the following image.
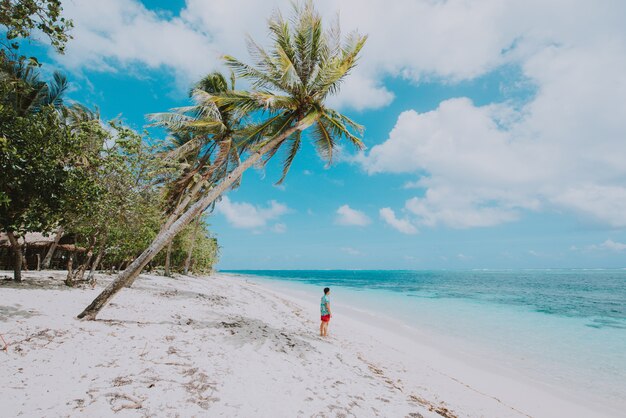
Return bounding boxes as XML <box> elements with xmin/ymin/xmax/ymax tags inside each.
<box><xmin>0</xmin><ymin>103</ymin><xmax>94</xmax><ymax>280</ymax></box>
<box><xmin>149</xmin><ymin>71</ymin><xmax>244</xmax><ymax>232</ymax></box>
<box><xmin>0</xmin><ymin>0</ymin><xmax>73</xmax><ymax>53</ymax></box>
<box><xmin>64</xmin><ymin>121</ymin><xmax>169</xmax><ymax>285</ymax></box>
<box><xmin>77</xmin><ymin>0</ymin><xmax>365</xmax><ymax>319</ymax></box>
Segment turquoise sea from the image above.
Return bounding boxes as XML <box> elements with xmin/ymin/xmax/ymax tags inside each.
<box><xmin>224</xmin><ymin>269</ymin><xmax>626</xmax><ymax>410</ymax></box>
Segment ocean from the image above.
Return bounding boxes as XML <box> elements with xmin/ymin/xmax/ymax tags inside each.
<box><xmin>223</xmin><ymin>269</ymin><xmax>626</xmax><ymax>410</ymax></box>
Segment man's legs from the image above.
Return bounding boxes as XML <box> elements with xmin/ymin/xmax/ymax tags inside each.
<box><xmin>320</xmin><ymin>321</ymin><xmax>324</xmax><ymax>336</ymax></box>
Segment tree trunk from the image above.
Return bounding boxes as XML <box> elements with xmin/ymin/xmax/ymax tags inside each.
<box><xmin>183</xmin><ymin>216</ymin><xmax>201</xmax><ymax>275</ymax></box>
<box><xmin>65</xmin><ymin>255</ymin><xmax>74</xmax><ymax>286</ymax></box>
<box><xmin>164</xmin><ymin>239</ymin><xmax>173</xmax><ymax>277</ymax></box>
<box><xmin>36</xmin><ymin>254</ymin><xmax>41</xmax><ymax>271</ymax></box>
<box><xmin>6</xmin><ymin>231</ymin><xmax>22</xmax><ymax>282</ymax></box>
<box><xmin>72</xmin><ymin>236</ymin><xmax>96</xmax><ymax>282</ymax></box>
<box><xmin>41</xmin><ymin>226</ymin><xmax>63</xmax><ymax>269</ymax></box>
<box><xmin>87</xmin><ymin>236</ymin><xmax>107</xmax><ymax>285</ymax></box>
<box><xmin>21</xmin><ymin>245</ymin><xmax>28</xmax><ymax>271</ymax></box>
<box><xmin>77</xmin><ymin>125</ymin><xmax>300</xmax><ymax>320</ymax></box>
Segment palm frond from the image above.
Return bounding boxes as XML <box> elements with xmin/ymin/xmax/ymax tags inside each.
<box><xmin>45</xmin><ymin>71</ymin><xmax>68</xmax><ymax>108</ymax></box>
<box><xmin>276</xmin><ymin>130</ymin><xmax>301</xmax><ymax>184</ymax></box>
<box><xmin>312</xmin><ymin>118</ymin><xmax>335</xmax><ymax>164</ymax></box>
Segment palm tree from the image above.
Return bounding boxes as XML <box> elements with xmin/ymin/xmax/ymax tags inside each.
<box><xmin>151</xmin><ymin>71</ymin><xmax>244</xmax><ymax>231</ymax></box>
<box><xmin>77</xmin><ymin>0</ymin><xmax>366</xmax><ymax>320</ymax></box>
<box><xmin>0</xmin><ymin>51</ymin><xmax>68</xmax><ymax>116</ymax></box>
<box><xmin>152</xmin><ymin>72</ymin><xmax>242</xmax><ymax>279</ymax></box>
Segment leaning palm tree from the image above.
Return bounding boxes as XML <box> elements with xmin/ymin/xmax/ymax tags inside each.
<box><xmin>77</xmin><ymin>0</ymin><xmax>366</xmax><ymax>320</ymax></box>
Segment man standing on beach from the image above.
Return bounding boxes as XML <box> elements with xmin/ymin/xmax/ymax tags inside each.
<box><xmin>320</xmin><ymin>287</ymin><xmax>331</xmax><ymax>336</ymax></box>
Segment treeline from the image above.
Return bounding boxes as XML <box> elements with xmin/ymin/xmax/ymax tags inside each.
<box><xmin>0</xmin><ymin>2</ymin><xmax>219</xmax><ymax>283</ymax></box>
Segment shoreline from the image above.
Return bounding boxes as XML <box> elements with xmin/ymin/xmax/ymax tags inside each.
<box><xmin>1</xmin><ymin>270</ymin><xmax>619</xmax><ymax>417</ymax></box>
<box><xmin>222</xmin><ymin>272</ymin><xmax>622</xmax><ymax>417</ymax></box>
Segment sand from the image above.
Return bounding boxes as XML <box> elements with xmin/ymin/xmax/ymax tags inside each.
<box><xmin>0</xmin><ymin>271</ymin><xmax>616</xmax><ymax>417</ymax></box>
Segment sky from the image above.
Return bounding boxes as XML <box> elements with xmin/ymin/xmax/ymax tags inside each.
<box><xmin>21</xmin><ymin>0</ymin><xmax>626</xmax><ymax>269</ymax></box>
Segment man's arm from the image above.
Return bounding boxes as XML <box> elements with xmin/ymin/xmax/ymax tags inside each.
<box><xmin>325</xmin><ymin>302</ymin><xmax>331</xmax><ymax>317</ymax></box>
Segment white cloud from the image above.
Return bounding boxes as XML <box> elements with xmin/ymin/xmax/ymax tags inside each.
<box><xmin>588</xmin><ymin>239</ymin><xmax>626</xmax><ymax>252</ymax></box>
<box><xmin>341</xmin><ymin>247</ymin><xmax>361</xmax><ymax>256</ymax></box>
<box><xmin>216</xmin><ymin>196</ymin><xmax>289</xmax><ymax>229</ymax></box>
<box><xmin>53</xmin><ymin>0</ymin><xmax>626</xmax><ymax>114</ymax></box>
<box><xmin>326</xmin><ymin>71</ymin><xmax>394</xmax><ymax>111</ymax></box>
<box><xmin>361</xmin><ymin>84</ymin><xmax>626</xmax><ymax>228</ymax></box>
<box><xmin>58</xmin><ymin>0</ymin><xmax>218</xmax><ymax>88</ymax></box>
<box><xmin>348</xmin><ymin>0</ymin><xmax>626</xmax><ymax>229</ymax></box>
<box><xmin>335</xmin><ymin>205</ymin><xmax>371</xmax><ymax>226</ymax></box>
<box><xmin>379</xmin><ymin>208</ymin><xmax>418</xmax><ymax>235</ymax></box>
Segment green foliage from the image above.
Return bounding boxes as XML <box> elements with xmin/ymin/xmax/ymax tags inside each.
<box><xmin>64</xmin><ymin>119</ymin><xmax>220</xmax><ymax>273</ymax></box>
<box><xmin>153</xmin><ymin>218</ymin><xmax>220</xmax><ymax>274</ymax></box>
<box><xmin>0</xmin><ymin>50</ymin><xmax>220</xmax><ymax>273</ymax></box>
<box><xmin>0</xmin><ymin>51</ymin><xmax>68</xmax><ymax>114</ymax></box>
<box><xmin>0</xmin><ymin>0</ymin><xmax>73</xmax><ymax>53</ymax></box>
<box><xmin>66</xmin><ymin>122</ymin><xmax>169</xmax><ymax>264</ymax></box>
<box><xmin>0</xmin><ymin>96</ymin><xmax>95</xmax><ymax>234</ymax></box>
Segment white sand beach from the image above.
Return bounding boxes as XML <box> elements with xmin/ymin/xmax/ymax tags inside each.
<box><xmin>0</xmin><ymin>271</ymin><xmax>617</xmax><ymax>417</ymax></box>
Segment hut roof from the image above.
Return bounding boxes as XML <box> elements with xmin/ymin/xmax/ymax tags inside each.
<box><xmin>0</xmin><ymin>231</ymin><xmax>86</xmax><ymax>251</ymax></box>
<box><xmin>0</xmin><ymin>232</ymin><xmax>57</xmax><ymax>246</ymax></box>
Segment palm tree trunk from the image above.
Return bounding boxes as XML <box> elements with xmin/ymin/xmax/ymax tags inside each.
<box><xmin>41</xmin><ymin>226</ymin><xmax>63</xmax><ymax>269</ymax></box>
<box><xmin>162</xmin><ymin>179</ymin><xmax>206</xmax><ymax>232</ymax></box>
<box><xmin>164</xmin><ymin>239</ymin><xmax>173</xmax><ymax>277</ymax></box>
<box><xmin>6</xmin><ymin>231</ymin><xmax>22</xmax><ymax>282</ymax></box>
<box><xmin>77</xmin><ymin>125</ymin><xmax>300</xmax><ymax>320</ymax></box>
<box><xmin>183</xmin><ymin>216</ymin><xmax>201</xmax><ymax>275</ymax></box>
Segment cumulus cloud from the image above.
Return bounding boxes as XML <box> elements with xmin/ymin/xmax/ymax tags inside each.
<box><xmin>52</xmin><ymin>0</ymin><xmax>626</xmax><ymax>113</ymax></box>
<box><xmin>361</xmin><ymin>80</ymin><xmax>626</xmax><ymax>228</ymax></box>
<box><xmin>335</xmin><ymin>205</ymin><xmax>371</xmax><ymax>226</ymax></box>
<box><xmin>57</xmin><ymin>0</ymin><xmax>218</xmax><ymax>87</ymax></box>
<box><xmin>347</xmin><ymin>1</ymin><xmax>626</xmax><ymax>229</ymax></box>
<box><xmin>379</xmin><ymin>208</ymin><xmax>418</xmax><ymax>234</ymax></box>
<box><xmin>216</xmin><ymin>196</ymin><xmax>289</xmax><ymax>230</ymax></box>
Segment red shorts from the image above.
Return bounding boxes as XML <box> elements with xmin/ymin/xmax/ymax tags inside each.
<box><xmin>321</xmin><ymin>314</ymin><xmax>331</xmax><ymax>322</ymax></box>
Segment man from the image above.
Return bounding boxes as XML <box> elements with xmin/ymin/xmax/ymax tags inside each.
<box><xmin>320</xmin><ymin>287</ymin><xmax>331</xmax><ymax>337</ymax></box>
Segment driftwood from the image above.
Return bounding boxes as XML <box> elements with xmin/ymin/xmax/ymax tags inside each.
<box><xmin>0</xmin><ymin>333</ymin><xmax>8</xmax><ymax>352</ymax></box>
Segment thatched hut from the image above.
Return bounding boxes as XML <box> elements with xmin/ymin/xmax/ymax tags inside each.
<box><xmin>0</xmin><ymin>232</ymin><xmax>86</xmax><ymax>271</ymax></box>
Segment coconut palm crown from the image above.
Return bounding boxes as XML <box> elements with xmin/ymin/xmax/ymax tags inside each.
<box><xmin>150</xmin><ymin>71</ymin><xmax>244</xmax><ymax>212</ymax></box>
<box><xmin>203</xmin><ymin>0</ymin><xmax>367</xmax><ymax>183</ymax></box>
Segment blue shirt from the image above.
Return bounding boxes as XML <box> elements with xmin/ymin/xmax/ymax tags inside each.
<box><xmin>320</xmin><ymin>294</ymin><xmax>330</xmax><ymax>315</ymax></box>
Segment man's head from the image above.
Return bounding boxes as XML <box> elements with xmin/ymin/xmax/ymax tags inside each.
<box><xmin>324</xmin><ymin>287</ymin><xmax>330</xmax><ymax>295</ymax></box>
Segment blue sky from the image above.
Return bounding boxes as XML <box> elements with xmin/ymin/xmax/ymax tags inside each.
<box><xmin>23</xmin><ymin>0</ymin><xmax>626</xmax><ymax>269</ymax></box>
